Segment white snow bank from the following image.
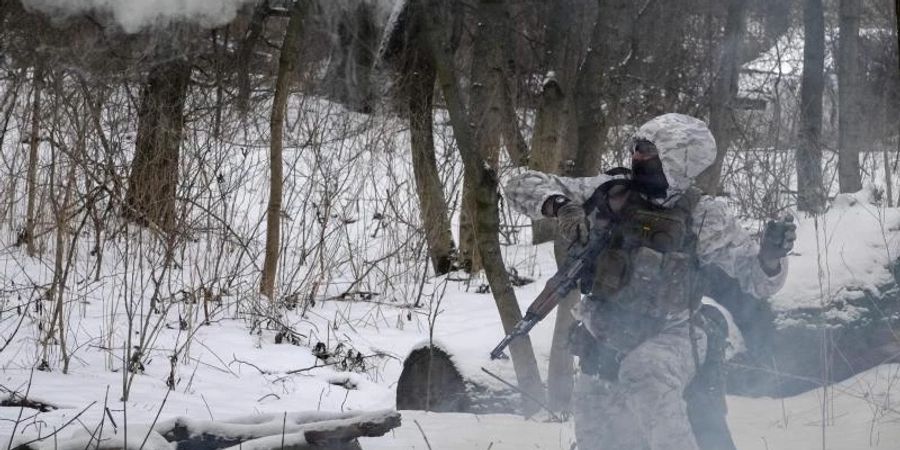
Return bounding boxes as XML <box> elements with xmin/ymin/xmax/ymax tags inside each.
<box><xmin>771</xmin><ymin>188</ymin><xmax>900</xmax><ymax>317</ymax></box>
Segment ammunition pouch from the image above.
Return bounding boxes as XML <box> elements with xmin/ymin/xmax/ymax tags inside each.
<box><xmin>568</xmin><ymin>322</ymin><xmax>621</xmax><ymax>381</ymax></box>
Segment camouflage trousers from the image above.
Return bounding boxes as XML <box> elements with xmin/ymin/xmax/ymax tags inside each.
<box><xmin>573</xmin><ymin>319</ymin><xmax>707</xmax><ymax>450</ymax></box>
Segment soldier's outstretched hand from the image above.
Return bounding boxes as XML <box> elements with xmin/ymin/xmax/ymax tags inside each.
<box><xmin>760</xmin><ymin>215</ymin><xmax>796</xmax><ymax>260</ymax></box>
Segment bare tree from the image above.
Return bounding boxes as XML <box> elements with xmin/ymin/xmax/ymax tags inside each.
<box><xmin>459</xmin><ymin>0</ymin><xmax>527</xmax><ymax>272</ymax></box>
<box><xmin>423</xmin><ymin>0</ymin><xmax>544</xmax><ymax>414</ymax></box>
<box><xmin>123</xmin><ymin>58</ymin><xmax>192</xmax><ymax>231</ymax></box>
<box><xmin>320</xmin><ymin>1</ymin><xmax>379</xmax><ymax>113</ymax></box>
<box><xmin>528</xmin><ymin>0</ymin><xmax>582</xmax><ymax>245</ymax></box>
<box><xmin>572</xmin><ymin>2</ymin><xmax>617</xmax><ymax>178</ymax></box>
<box><xmin>407</xmin><ymin>60</ymin><xmax>457</xmax><ymax>275</ymax></box>
<box><xmin>261</xmin><ymin>0</ymin><xmax>310</xmax><ymax>300</ymax></box>
<box><xmin>837</xmin><ymin>0</ymin><xmax>864</xmax><ymax>192</ymax></box>
<box><xmin>524</xmin><ymin>4</ymin><xmax>594</xmax><ymax>411</ymax></box>
<box><xmin>23</xmin><ymin>63</ymin><xmax>43</xmax><ymax>256</ymax></box>
<box><xmin>459</xmin><ymin>2</ymin><xmax>511</xmax><ymax>273</ymax></box>
<box><xmin>379</xmin><ymin>1</ymin><xmax>458</xmax><ymax>275</ymax></box>
<box><xmin>797</xmin><ymin>0</ymin><xmax>827</xmax><ymax>213</ymax></box>
<box><xmin>700</xmin><ymin>0</ymin><xmax>749</xmax><ymax>194</ymax></box>
<box><xmin>235</xmin><ymin>0</ymin><xmax>271</xmax><ymax>116</ymax></box>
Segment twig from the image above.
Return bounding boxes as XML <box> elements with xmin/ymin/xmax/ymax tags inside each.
<box><xmin>480</xmin><ymin>367</ymin><xmax>561</xmax><ymax>422</ymax></box>
<box><xmin>139</xmin><ymin>388</ymin><xmax>170</xmax><ymax>450</ymax></box>
<box><xmin>272</xmin><ymin>353</ymin><xmax>387</xmax><ymax>382</ymax></box>
<box><xmin>280</xmin><ymin>411</ymin><xmax>287</xmax><ymax>450</ymax></box>
<box><xmin>14</xmin><ymin>401</ymin><xmax>97</xmax><ymax>448</ymax></box>
<box><xmin>201</xmin><ymin>394</ymin><xmax>214</xmax><ymax>421</ymax></box>
<box><xmin>413</xmin><ymin>419</ymin><xmax>433</xmax><ymax>450</ymax></box>
<box><xmin>230</xmin><ymin>354</ymin><xmax>272</xmax><ymax>375</ymax></box>
<box><xmin>88</xmin><ymin>385</ymin><xmax>111</xmax><ymax>450</ymax></box>
<box><xmin>5</xmin><ymin>369</ymin><xmax>34</xmax><ymax>450</ymax></box>
<box><xmin>0</xmin><ymin>304</ymin><xmax>29</xmax><ymax>354</ymax></box>
<box><xmin>257</xmin><ymin>393</ymin><xmax>281</xmax><ymax>402</ymax></box>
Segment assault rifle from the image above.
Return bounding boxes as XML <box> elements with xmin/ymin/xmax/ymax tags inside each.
<box><xmin>490</xmin><ymin>225</ymin><xmax>613</xmax><ymax>360</ymax></box>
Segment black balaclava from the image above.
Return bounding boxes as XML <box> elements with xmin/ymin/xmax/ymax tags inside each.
<box><xmin>631</xmin><ymin>139</ymin><xmax>669</xmax><ymax>199</ymax></box>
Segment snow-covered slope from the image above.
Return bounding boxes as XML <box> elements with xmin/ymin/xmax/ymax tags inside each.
<box><xmin>772</xmin><ymin>188</ymin><xmax>900</xmax><ymax>319</ymax></box>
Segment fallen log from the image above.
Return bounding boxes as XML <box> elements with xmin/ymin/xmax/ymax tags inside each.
<box><xmin>157</xmin><ymin>409</ymin><xmax>400</xmax><ymax>450</ymax></box>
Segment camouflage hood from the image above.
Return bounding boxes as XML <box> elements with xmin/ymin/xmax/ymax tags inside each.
<box><xmin>631</xmin><ymin>113</ymin><xmax>717</xmax><ymax>201</ymax></box>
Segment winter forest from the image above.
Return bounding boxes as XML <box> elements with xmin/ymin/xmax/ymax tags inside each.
<box><xmin>0</xmin><ymin>0</ymin><xmax>899</xmax><ymax>448</ymax></box>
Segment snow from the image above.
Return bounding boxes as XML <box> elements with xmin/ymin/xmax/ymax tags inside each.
<box><xmin>156</xmin><ymin>410</ymin><xmax>376</xmax><ymax>440</ymax></box>
<box><xmin>3</xmin><ymin>220</ymin><xmax>899</xmax><ymax>448</ymax></box>
<box><xmin>770</xmin><ymin>188</ymin><xmax>900</xmax><ymax>316</ymax></box>
<box><xmin>1</xmin><ymin>89</ymin><xmax>898</xmax><ymax>448</ymax></box>
<box><xmin>360</xmin><ymin>364</ymin><xmax>900</xmax><ymax>449</ymax></box>
<box><xmin>727</xmin><ymin>364</ymin><xmax>900</xmax><ymax>449</ymax></box>
<box><xmin>22</xmin><ymin>0</ymin><xmax>258</xmax><ymax>33</ymax></box>
<box><xmin>23</xmin><ymin>425</ymin><xmax>170</xmax><ymax>450</ymax></box>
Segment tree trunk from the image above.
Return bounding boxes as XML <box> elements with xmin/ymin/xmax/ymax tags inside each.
<box><xmin>529</xmin><ymin>76</ymin><xmax>565</xmax><ymax>244</ymax></box>
<box><xmin>322</xmin><ymin>3</ymin><xmax>378</xmax><ymax>113</ymax></box>
<box><xmin>424</xmin><ymin>0</ymin><xmax>544</xmax><ymax>415</ymax></box>
<box><xmin>406</xmin><ymin>47</ymin><xmax>456</xmax><ymax>275</ymax></box>
<box><xmin>837</xmin><ymin>0</ymin><xmax>864</xmax><ymax>193</ymax></box>
<box><xmin>260</xmin><ymin>1</ymin><xmax>309</xmax><ymax>300</ymax></box>
<box><xmin>572</xmin><ymin>9</ymin><xmax>610</xmax><ymax>177</ymax></box>
<box><xmin>44</xmin><ymin>140</ymin><xmax>77</xmax><ymax>374</ymax></box>
<box><xmin>459</xmin><ymin>179</ymin><xmax>480</xmax><ymax>272</ymax></box>
<box><xmin>528</xmin><ymin>0</ymin><xmax>579</xmax><ymax>244</ymax></box>
<box><xmin>23</xmin><ymin>64</ymin><xmax>42</xmax><ymax>256</ymax></box>
<box><xmin>529</xmin><ymin>36</ymin><xmax>577</xmax><ymax>410</ymax></box>
<box><xmin>236</xmin><ymin>0</ymin><xmax>269</xmax><ymax>116</ymax></box>
<box><xmin>894</xmin><ymin>0</ymin><xmax>899</xmax><ymax>206</ymax></box>
<box><xmin>546</xmin><ymin>238</ymin><xmax>579</xmax><ymax>413</ymax></box>
<box><xmin>348</xmin><ymin>2</ymin><xmax>377</xmax><ymax>114</ymax></box>
<box><xmin>212</xmin><ymin>30</ymin><xmax>224</xmax><ymax>140</ymax></box>
<box><xmin>797</xmin><ymin>0</ymin><xmax>827</xmax><ymax>213</ymax></box>
<box><xmin>571</xmin><ymin>0</ymin><xmax>632</xmax><ymax>178</ymax></box>
<box><xmin>700</xmin><ymin>0</ymin><xmax>748</xmax><ymax>195</ymax></box>
<box><xmin>498</xmin><ymin>26</ymin><xmax>528</xmax><ymax>167</ymax></box>
<box><xmin>123</xmin><ymin>59</ymin><xmax>191</xmax><ymax>231</ymax></box>
<box><xmin>460</xmin><ymin>0</ymin><xmax>511</xmax><ymax>273</ymax></box>
<box><xmin>500</xmin><ymin>83</ymin><xmax>528</xmax><ymax>167</ymax></box>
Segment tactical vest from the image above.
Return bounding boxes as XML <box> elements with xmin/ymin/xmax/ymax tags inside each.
<box><xmin>579</xmin><ymin>180</ymin><xmax>704</xmax><ymax>352</ymax></box>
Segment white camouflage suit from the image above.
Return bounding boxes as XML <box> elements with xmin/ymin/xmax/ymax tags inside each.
<box><xmin>505</xmin><ymin>114</ymin><xmax>788</xmax><ymax>450</ymax></box>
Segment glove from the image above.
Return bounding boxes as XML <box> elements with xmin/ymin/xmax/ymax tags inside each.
<box><xmin>557</xmin><ymin>202</ymin><xmax>589</xmax><ymax>245</ymax></box>
<box><xmin>758</xmin><ymin>215</ymin><xmax>796</xmax><ymax>273</ymax></box>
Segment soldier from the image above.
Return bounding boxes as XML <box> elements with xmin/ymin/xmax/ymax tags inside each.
<box><xmin>505</xmin><ymin>113</ymin><xmax>795</xmax><ymax>450</ymax></box>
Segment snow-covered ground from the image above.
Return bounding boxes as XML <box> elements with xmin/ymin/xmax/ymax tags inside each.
<box><xmin>43</xmin><ymin>377</ymin><xmax>886</xmax><ymax>450</ymax></box>
<box><xmin>1</xmin><ymin>91</ymin><xmax>898</xmax><ymax>448</ymax></box>
<box><xmin>2</xmin><ymin>201</ymin><xmax>900</xmax><ymax>448</ymax></box>
<box><xmin>362</xmin><ymin>363</ymin><xmax>900</xmax><ymax>450</ymax></box>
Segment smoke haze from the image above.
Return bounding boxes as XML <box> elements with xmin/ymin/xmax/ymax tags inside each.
<box><xmin>23</xmin><ymin>0</ymin><xmax>256</xmax><ymax>33</ymax></box>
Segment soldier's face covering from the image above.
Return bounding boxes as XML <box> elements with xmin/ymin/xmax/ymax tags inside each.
<box><xmin>631</xmin><ymin>139</ymin><xmax>669</xmax><ymax>199</ymax></box>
